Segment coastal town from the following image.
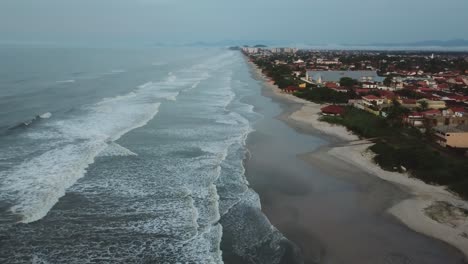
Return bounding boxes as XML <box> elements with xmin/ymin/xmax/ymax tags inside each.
<box><xmin>243</xmin><ymin>46</ymin><xmax>468</xmax><ymax>186</ymax></box>
<box><xmin>243</xmin><ymin>47</ymin><xmax>468</xmax><ymax>146</ymax></box>
<box><xmin>243</xmin><ymin>47</ymin><xmax>468</xmax><ymax>149</ymax></box>
<box><xmin>242</xmin><ymin>46</ymin><xmax>468</xmax><ymax>259</ymax></box>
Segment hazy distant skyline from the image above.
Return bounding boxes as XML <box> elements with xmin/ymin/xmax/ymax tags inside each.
<box><xmin>1</xmin><ymin>0</ymin><xmax>468</xmax><ymax>46</ymax></box>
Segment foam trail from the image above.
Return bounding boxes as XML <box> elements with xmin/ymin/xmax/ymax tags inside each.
<box><xmin>39</xmin><ymin>112</ymin><xmax>52</xmax><ymax>119</ymax></box>
<box><xmin>55</xmin><ymin>80</ymin><xmax>75</xmax><ymax>84</ymax></box>
<box><xmin>0</xmin><ymin>63</ymin><xmax>216</xmax><ymax>223</ymax></box>
<box><xmin>98</xmin><ymin>142</ymin><xmax>137</xmax><ymax>157</ymax></box>
<box><xmin>8</xmin><ymin>112</ymin><xmax>52</xmax><ymax>130</ymax></box>
<box><xmin>102</xmin><ymin>69</ymin><xmax>127</xmax><ymax>75</ymax></box>
<box><xmin>1</xmin><ymin>93</ymin><xmax>161</xmax><ymax>223</ymax></box>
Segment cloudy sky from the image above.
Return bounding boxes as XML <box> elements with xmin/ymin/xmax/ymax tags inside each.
<box><xmin>0</xmin><ymin>0</ymin><xmax>467</xmax><ymax>45</ymax></box>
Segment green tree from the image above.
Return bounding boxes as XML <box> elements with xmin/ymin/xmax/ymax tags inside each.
<box><xmin>419</xmin><ymin>100</ymin><xmax>429</xmax><ymax>111</ymax></box>
<box><xmin>383</xmin><ymin>76</ymin><xmax>393</xmax><ymax>87</ymax></box>
<box><xmin>384</xmin><ymin>99</ymin><xmax>410</xmax><ymax>127</ymax></box>
<box><xmin>340</xmin><ymin>77</ymin><xmax>357</xmax><ymax>87</ymax></box>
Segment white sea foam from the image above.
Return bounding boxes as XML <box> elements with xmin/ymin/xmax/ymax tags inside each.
<box><xmin>0</xmin><ymin>55</ymin><xmax>234</xmax><ymax>223</ymax></box>
<box><xmin>0</xmin><ymin>50</ymin><xmax>267</xmax><ymax>263</ymax></box>
<box><xmin>0</xmin><ymin>83</ymin><xmax>169</xmax><ymax>222</ymax></box>
<box><xmin>55</xmin><ymin>80</ymin><xmax>75</xmax><ymax>84</ymax></box>
<box><xmin>39</xmin><ymin>112</ymin><xmax>52</xmax><ymax>119</ymax></box>
<box><xmin>97</xmin><ymin>142</ymin><xmax>137</xmax><ymax>157</ymax></box>
<box><xmin>102</xmin><ymin>69</ymin><xmax>127</xmax><ymax>75</ymax></box>
<box><xmin>190</xmin><ymin>81</ymin><xmax>201</xmax><ymax>90</ymax></box>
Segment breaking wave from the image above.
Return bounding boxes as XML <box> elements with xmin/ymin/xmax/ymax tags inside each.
<box><xmin>8</xmin><ymin>112</ymin><xmax>53</xmax><ymax>130</ymax></box>
<box><xmin>0</xmin><ymin>50</ymin><xmax>298</xmax><ymax>263</ymax></box>
<box><xmin>55</xmin><ymin>80</ymin><xmax>75</xmax><ymax>84</ymax></box>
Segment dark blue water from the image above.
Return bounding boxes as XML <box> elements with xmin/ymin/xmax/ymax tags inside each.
<box><xmin>0</xmin><ymin>46</ymin><xmax>294</xmax><ymax>263</ymax></box>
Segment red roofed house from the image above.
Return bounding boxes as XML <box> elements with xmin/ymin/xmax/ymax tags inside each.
<box><xmin>325</xmin><ymin>82</ymin><xmax>339</xmax><ymax>89</ymax></box>
<box><xmin>325</xmin><ymin>82</ymin><xmax>348</xmax><ymax>93</ymax></box>
<box><xmin>417</xmin><ymin>81</ymin><xmax>427</xmax><ymax>87</ymax></box>
<box><xmin>444</xmin><ymin>107</ymin><xmax>466</xmax><ymax>117</ymax></box>
<box><xmin>332</xmin><ymin>87</ymin><xmax>349</xmax><ymax>93</ymax></box>
<box><xmin>421</xmin><ymin>109</ymin><xmax>442</xmax><ymax>117</ymax></box>
<box><xmin>447</xmin><ymin>95</ymin><xmax>468</xmax><ymax>102</ymax></box>
<box><xmin>284</xmin><ymin>86</ymin><xmax>299</xmax><ymax>93</ymax></box>
<box><xmin>355</xmin><ymin>88</ymin><xmax>375</xmax><ymax>95</ymax></box>
<box><xmin>362</xmin><ymin>95</ymin><xmax>384</xmax><ymax>106</ymax></box>
<box><xmin>418</xmin><ymin>88</ymin><xmax>435</xmax><ymax>93</ymax></box>
<box><xmin>401</xmin><ymin>99</ymin><xmax>418</xmax><ymax>109</ymax></box>
<box><xmin>404</xmin><ymin>112</ymin><xmax>424</xmax><ymax>127</ymax></box>
<box><xmin>437</xmin><ymin>83</ymin><xmax>450</xmax><ymax>90</ymax></box>
<box><xmin>378</xmin><ymin>90</ymin><xmax>397</xmax><ymax>102</ymax></box>
<box><xmin>321</xmin><ymin>105</ymin><xmax>345</xmax><ymax>116</ymax></box>
<box><xmin>362</xmin><ymin>82</ymin><xmax>377</xmax><ymax>89</ymax></box>
<box><xmin>360</xmin><ymin>95</ymin><xmax>384</xmax><ymax>115</ymax></box>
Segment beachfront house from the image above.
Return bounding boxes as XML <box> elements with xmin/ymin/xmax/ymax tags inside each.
<box><xmin>417</xmin><ymin>99</ymin><xmax>447</xmax><ymax>110</ymax></box>
<box><xmin>400</xmin><ymin>99</ymin><xmax>418</xmax><ymax>109</ymax></box>
<box><xmin>284</xmin><ymin>86</ymin><xmax>299</xmax><ymax>93</ymax></box>
<box><xmin>320</xmin><ymin>105</ymin><xmax>345</xmax><ymax>116</ymax></box>
<box><xmin>404</xmin><ymin>112</ymin><xmax>425</xmax><ymax>127</ymax></box>
<box><xmin>357</xmin><ymin>95</ymin><xmax>384</xmax><ymax>115</ymax></box>
<box><xmin>362</xmin><ymin>95</ymin><xmax>384</xmax><ymax>106</ymax></box>
<box><xmin>434</xmin><ymin>124</ymin><xmax>468</xmax><ymax>148</ymax></box>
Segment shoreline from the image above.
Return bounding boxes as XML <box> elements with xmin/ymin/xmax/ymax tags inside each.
<box><xmin>246</xmin><ymin>59</ymin><xmax>468</xmax><ymax>260</ymax></box>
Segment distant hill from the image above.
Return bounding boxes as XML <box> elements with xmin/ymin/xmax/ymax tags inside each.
<box><xmin>349</xmin><ymin>39</ymin><xmax>468</xmax><ymax>48</ymax></box>
<box><xmin>154</xmin><ymin>40</ymin><xmax>274</xmax><ymax>48</ymax></box>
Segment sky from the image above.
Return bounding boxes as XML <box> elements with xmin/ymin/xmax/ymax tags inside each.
<box><xmin>0</xmin><ymin>0</ymin><xmax>467</xmax><ymax>46</ymax></box>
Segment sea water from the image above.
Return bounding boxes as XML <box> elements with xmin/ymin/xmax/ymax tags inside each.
<box><xmin>0</xmin><ymin>46</ymin><xmax>296</xmax><ymax>263</ymax></box>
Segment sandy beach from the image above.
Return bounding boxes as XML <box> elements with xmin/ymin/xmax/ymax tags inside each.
<box><xmin>245</xmin><ymin>59</ymin><xmax>468</xmax><ymax>263</ymax></box>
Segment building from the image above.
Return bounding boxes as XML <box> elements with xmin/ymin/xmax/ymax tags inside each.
<box><xmin>306</xmin><ymin>71</ymin><xmax>385</xmax><ymax>84</ymax></box>
<box><xmin>356</xmin><ymin>95</ymin><xmax>384</xmax><ymax>115</ymax></box>
<box><xmin>362</xmin><ymin>95</ymin><xmax>384</xmax><ymax>106</ymax></box>
<box><xmin>401</xmin><ymin>99</ymin><xmax>418</xmax><ymax>109</ymax></box>
<box><xmin>270</xmin><ymin>48</ymin><xmax>298</xmax><ymax>54</ymax></box>
<box><xmin>443</xmin><ymin>107</ymin><xmax>466</xmax><ymax>117</ymax></box>
<box><xmin>426</xmin><ymin>115</ymin><xmax>468</xmax><ymax>127</ymax></box>
<box><xmin>417</xmin><ymin>99</ymin><xmax>447</xmax><ymax>110</ymax></box>
<box><xmin>316</xmin><ymin>58</ymin><xmax>341</xmax><ymax>65</ymax></box>
<box><xmin>434</xmin><ymin>124</ymin><xmax>468</xmax><ymax>148</ymax></box>
<box><xmin>284</xmin><ymin>86</ymin><xmax>299</xmax><ymax>93</ymax></box>
<box><xmin>404</xmin><ymin>112</ymin><xmax>424</xmax><ymax>127</ymax></box>
<box><xmin>321</xmin><ymin>105</ymin><xmax>345</xmax><ymax>116</ymax></box>
<box><xmin>362</xmin><ymin>82</ymin><xmax>378</xmax><ymax>89</ymax></box>
<box><xmin>242</xmin><ymin>47</ymin><xmax>260</xmax><ymax>54</ymax></box>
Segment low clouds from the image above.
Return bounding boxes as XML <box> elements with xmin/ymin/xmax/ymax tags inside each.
<box><xmin>0</xmin><ymin>0</ymin><xmax>466</xmax><ymax>45</ymax></box>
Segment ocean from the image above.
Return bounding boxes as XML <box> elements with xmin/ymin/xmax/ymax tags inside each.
<box><xmin>0</xmin><ymin>46</ymin><xmax>297</xmax><ymax>263</ymax></box>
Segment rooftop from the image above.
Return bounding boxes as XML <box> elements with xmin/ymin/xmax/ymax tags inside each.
<box><xmin>321</xmin><ymin>105</ymin><xmax>345</xmax><ymax>115</ymax></box>
<box><xmin>307</xmin><ymin>70</ymin><xmax>385</xmax><ymax>83</ymax></box>
<box><xmin>434</xmin><ymin>124</ymin><xmax>468</xmax><ymax>133</ymax></box>
<box><xmin>362</xmin><ymin>95</ymin><xmax>381</xmax><ymax>100</ymax></box>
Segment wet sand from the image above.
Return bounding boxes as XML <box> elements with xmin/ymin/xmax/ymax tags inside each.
<box><xmin>243</xmin><ymin>59</ymin><xmax>467</xmax><ymax>264</ymax></box>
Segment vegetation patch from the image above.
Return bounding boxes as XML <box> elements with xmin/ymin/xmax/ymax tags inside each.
<box><xmin>320</xmin><ymin>107</ymin><xmax>468</xmax><ymax>199</ymax></box>
<box><xmin>424</xmin><ymin>201</ymin><xmax>468</xmax><ymax>228</ymax></box>
<box><xmin>295</xmin><ymin>87</ymin><xmax>351</xmax><ymax>104</ymax></box>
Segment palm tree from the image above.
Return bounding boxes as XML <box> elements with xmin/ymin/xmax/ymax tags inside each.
<box><xmin>386</xmin><ymin>99</ymin><xmax>410</xmax><ymax>127</ymax></box>
<box><xmin>419</xmin><ymin>100</ymin><xmax>429</xmax><ymax>111</ymax></box>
